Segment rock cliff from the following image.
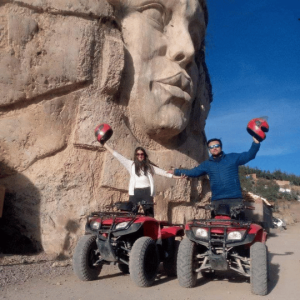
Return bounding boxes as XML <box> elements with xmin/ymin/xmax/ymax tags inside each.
<box><xmin>0</xmin><ymin>0</ymin><xmax>212</xmax><ymax>256</ymax></box>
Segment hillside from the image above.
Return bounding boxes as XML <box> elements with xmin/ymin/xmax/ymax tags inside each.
<box><xmin>240</xmin><ymin>166</ymin><xmax>300</xmax><ymax>186</ymax></box>
<box><xmin>239</xmin><ymin>166</ymin><xmax>300</xmax><ymax>224</ymax></box>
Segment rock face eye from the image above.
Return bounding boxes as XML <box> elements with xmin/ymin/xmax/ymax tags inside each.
<box><xmin>138</xmin><ymin>4</ymin><xmax>165</xmax><ymax>30</ymax></box>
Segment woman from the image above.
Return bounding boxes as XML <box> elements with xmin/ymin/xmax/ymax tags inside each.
<box><xmin>103</xmin><ymin>143</ymin><xmax>181</xmax><ymax>216</ymax></box>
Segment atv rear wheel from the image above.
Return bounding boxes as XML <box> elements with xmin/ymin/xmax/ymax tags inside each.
<box><xmin>129</xmin><ymin>237</ymin><xmax>159</xmax><ymax>287</ymax></box>
<box><xmin>163</xmin><ymin>240</ymin><xmax>180</xmax><ymax>277</ymax></box>
<box><xmin>73</xmin><ymin>235</ymin><xmax>102</xmax><ymax>281</ymax></box>
<box><xmin>250</xmin><ymin>242</ymin><xmax>268</xmax><ymax>295</ymax></box>
<box><xmin>118</xmin><ymin>263</ymin><xmax>129</xmax><ymax>274</ymax></box>
<box><xmin>177</xmin><ymin>238</ymin><xmax>198</xmax><ymax>288</ymax></box>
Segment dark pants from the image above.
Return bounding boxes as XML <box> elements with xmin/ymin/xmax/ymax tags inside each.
<box><xmin>129</xmin><ymin>187</ymin><xmax>154</xmax><ymax>217</ymax></box>
<box><xmin>211</xmin><ymin>198</ymin><xmax>245</xmax><ymax>220</ymax></box>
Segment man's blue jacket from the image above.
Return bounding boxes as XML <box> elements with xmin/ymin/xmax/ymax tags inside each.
<box><xmin>174</xmin><ymin>142</ymin><xmax>260</xmax><ymax>201</ymax></box>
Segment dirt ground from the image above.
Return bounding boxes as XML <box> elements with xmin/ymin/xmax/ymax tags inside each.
<box><xmin>1</xmin><ymin>202</ymin><xmax>300</xmax><ymax>300</ymax></box>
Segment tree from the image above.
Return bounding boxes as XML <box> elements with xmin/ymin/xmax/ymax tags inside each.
<box><xmin>255</xmin><ymin>179</ymin><xmax>279</xmax><ymax>202</ymax></box>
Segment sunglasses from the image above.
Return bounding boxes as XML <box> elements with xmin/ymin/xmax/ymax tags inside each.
<box><xmin>136</xmin><ymin>152</ymin><xmax>145</xmax><ymax>157</ymax></box>
<box><xmin>208</xmin><ymin>144</ymin><xmax>221</xmax><ymax>149</ymax></box>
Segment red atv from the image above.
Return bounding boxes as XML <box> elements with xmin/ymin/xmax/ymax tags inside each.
<box><xmin>73</xmin><ymin>201</ymin><xmax>184</xmax><ymax>287</ymax></box>
<box><xmin>177</xmin><ymin>203</ymin><xmax>268</xmax><ymax>296</ymax></box>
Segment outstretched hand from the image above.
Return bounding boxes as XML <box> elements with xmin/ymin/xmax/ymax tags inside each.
<box><xmin>252</xmin><ymin>136</ymin><xmax>260</xmax><ymax>144</ymax></box>
<box><xmin>168</xmin><ymin>169</ymin><xmax>188</xmax><ymax>179</ymax></box>
<box><xmin>173</xmin><ymin>174</ymin><xmax>188</xmax><ymax>179</ymax></box>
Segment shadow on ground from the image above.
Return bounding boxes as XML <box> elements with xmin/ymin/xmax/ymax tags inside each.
<box><xmin>268</xmin><ymin>250</ymin><xmax>293</xmax><ymax>293</ymax></box>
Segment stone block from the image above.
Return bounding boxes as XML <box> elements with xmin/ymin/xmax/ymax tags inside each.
<box><xmin>11</xmin><ymin>0</ymin><xmax>113</xmax><ymax>17</ymax></box>
<box><xmin>99</xmin><ymin>36</ymin><xmax>125</xmax><ymax>95</ymax></box>
<box><xmin>171</xmin><ymin>205</ymin><xmax>207</xmax><ymax>224</ymax></box>
<box><xmin>0</xmin><ymin>11</ymin><xmax>94</xmax><ymax>107</ymax></box>
<box><xmin>0</xmin><ymin>92</ymin><xmax>79</xmax><ymax>176</ymax></box>
<box><xmin>0</xmin><ymin>15</ymin><xmax>8</xmax><ymax>49</ymax></box>
<box><xmin>8</xmin><ymin>14</ymin><xmax>38</xmax><ymax>47</ymax></box>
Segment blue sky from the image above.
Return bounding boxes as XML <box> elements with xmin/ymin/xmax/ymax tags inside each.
<box><xmin>205</xmin><ymin>0</ymin><xmax>300</xmax><ymax>175</ymax></box>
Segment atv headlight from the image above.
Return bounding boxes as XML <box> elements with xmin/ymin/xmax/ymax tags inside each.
<box><xmin>116</xmin><ymin>222</ymin><xmax>129</xmax><ymax>230</ymax></box>
<box><xmin>227</xmin><ymin>230</ymin><xmax>245</xmax><ymax>240</ymax></box>
<box><xmin>193</xmin><ymin>228</ymin><xmax>208</xmax><ymax>239</ymax></box>
<box><xmin>90</xmin><ymin>220</ymin><xmax>100</xmax><ymax>230</ymax></box>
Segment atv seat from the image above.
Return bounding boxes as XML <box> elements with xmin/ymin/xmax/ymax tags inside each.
<box><xmin>158</xmin><ymin>221</ymin><xmax>171</xmax><ymax>227</ymax></box>
<box><xmin>115</xmin><ymin>201</ymin><xmax>133</xmax><ymax>212</ymax></box>
<box><xmin>215</xmin><ymin>204</ymin><xmax>231</xmax><ymax>216</ymax></box>
<box><xmin>161</xmin><ymin>227</ymin><xmax>184</xmax><ymax>239</ymax></box>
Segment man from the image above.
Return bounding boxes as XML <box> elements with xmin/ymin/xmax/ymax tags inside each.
<box><xmin>169</xmin><ymin>136</ymin><xmax>260</xmax><ymax>209</ymax></box>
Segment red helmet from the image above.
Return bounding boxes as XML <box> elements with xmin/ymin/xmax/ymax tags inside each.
<box><xmin>247</xmin><ymin>117</ymin><xmax>269</xmax><ymax>142</ymax></box>
<box><xmin>94</xmin><ymin>123</ymin><xmax>113</xmax><ymax>144</ymax></box>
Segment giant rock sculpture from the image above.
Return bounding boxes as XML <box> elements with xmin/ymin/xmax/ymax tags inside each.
<box><xmin>0</xmin><ymin>0</ymin><xmax>212</xmax><ymax>255</ymax></box>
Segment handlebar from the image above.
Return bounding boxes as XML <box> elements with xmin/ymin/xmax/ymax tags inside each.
<box><xmin>197</xmin><ymin>203</ymin><xmax>255</xmax><ymax>211</ymax></box>
<box><xmin>137</xmin><ymin>201</ymin><xmax>156</xmax><ymax>206</ymax></box>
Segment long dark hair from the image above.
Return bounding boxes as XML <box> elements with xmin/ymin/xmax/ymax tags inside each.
<box><xmin>133</xmin><ymin>147</ymin><xmax>155</xmax><ymax>176</ymax></box>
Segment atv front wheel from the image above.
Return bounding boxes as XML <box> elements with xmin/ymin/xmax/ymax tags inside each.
<box><xmin>129</xmin><ymin>237</ymin><xmax>159</xmax><ymax>287</ymax></box>
<box><xmin>250</xmin><ymin>242</ymin><xmax>268</xmax><ymax>295</ymax></box>
<box><xmin>177</xmin><ymin>238</ymin><xmax>198</xmax><ymax>288</ymax></box>
<box><xmin>73</xmin><ymin>235</ymin><xmax>102</xmax><ymax>281</ymax></box>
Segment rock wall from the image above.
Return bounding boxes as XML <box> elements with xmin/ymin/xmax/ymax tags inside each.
<box><xmin>0</xmin><ymin>0</ymin><xmax>212</xmax><ymax>256</ymax></box>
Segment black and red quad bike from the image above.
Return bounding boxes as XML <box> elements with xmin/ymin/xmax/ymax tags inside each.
<box><xmin>177</xmin><ymin>204</ymin><xmax>268</xmax><ymax>296</ymax></box>
<box><xmin>73</xmin><ymin>201</ymin><xmax>184</xmax><ymax>287</ymax></box>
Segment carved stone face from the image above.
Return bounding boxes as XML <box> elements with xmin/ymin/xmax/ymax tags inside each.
<box><xmin>117</xmin><ymin>0</ymin><xmax>206</xmax><ymax>141</ymax></box>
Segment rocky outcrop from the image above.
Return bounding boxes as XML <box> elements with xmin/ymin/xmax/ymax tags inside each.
<box><xmin>0</xmin><ymin>0</ymin><xmax>212</xmax><ymax>256</ymax></box>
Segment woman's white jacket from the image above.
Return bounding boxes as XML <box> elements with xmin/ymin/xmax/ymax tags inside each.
<box><xmin>112</xmin><ymin>151</ymin><xmax>173</xmax><ymax>196</ymax></box>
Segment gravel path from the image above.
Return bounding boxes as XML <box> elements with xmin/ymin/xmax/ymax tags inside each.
<box><xmin>1</xmin><ymin>223</ymin><xmax>300</xmax><ymax>300</ymax></box>
<box><xmin>0</xmin><ymin>254</ymin><xmax>72</xmax><ymax>288</ymax></box>
<box><xmin>1</xmin><ymin>202</ymin><xmax>299</xmax><ymax>300</ymax></box>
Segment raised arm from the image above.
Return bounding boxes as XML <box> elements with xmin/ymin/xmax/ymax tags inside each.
<box><xmin>102</xmin><ymin>143</ymin><xmax>133</xmax><ymax>173</ymax></box>
<box><xmin>103</xmin><ymin>143</ymin><xmax>114</xmax><ymax>155</ymax></box>
<box><xmin>236</xmin><ymin>138</ymin><xmax>260</xmax><ymax>165</ymax></box>
<box><xmin>152</xmin><ymin>165</ymin><xmax>173</xmax><ymax>178</ymax></box>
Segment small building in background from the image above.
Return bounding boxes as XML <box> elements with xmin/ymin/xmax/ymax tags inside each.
<box><xmin>242</xmin><ymin>191</ymin><xmax>273</xmax><ymax>232</ymax></box>
<box><xmin>275</xmin><ymin>180</ymin><xmax>291</xmax><ymax>194</ymax></box>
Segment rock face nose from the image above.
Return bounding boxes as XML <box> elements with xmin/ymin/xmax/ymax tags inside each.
<box><xmin>0</xmin><ymin>0</ymin><xmax>212</xmax><ymax>255</ymax></box>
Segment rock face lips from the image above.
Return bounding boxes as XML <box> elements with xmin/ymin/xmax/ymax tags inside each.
<box><xmin>0</xmin><ymin>0</ymin><xmax>212</xmax><ymax>255</ymax></box>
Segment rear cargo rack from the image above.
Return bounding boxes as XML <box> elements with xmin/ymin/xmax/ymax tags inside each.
<box><xmin>90</xmin><ymin>211</ymin><xmax>139</xmax><ymax>218</ymax></box>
